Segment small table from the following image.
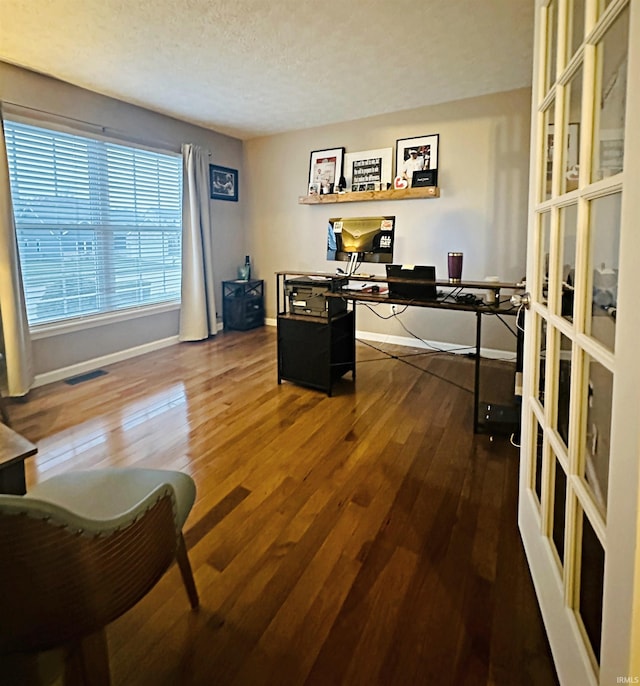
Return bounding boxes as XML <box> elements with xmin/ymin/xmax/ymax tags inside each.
<box><xmin>222</xmin><ymin>279</ymin><xmax>265</xmax><ymax>331</ymax></box>
<box><xmin>0</xmin><ymin>423</ymin><xmax>38</xmax><ymax>495</ymax></box>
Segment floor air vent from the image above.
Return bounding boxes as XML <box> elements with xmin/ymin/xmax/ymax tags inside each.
<box><xmin>64</xmin><ymin>369</ymin><xmax>108</xmax><ymax>385</ymax></box>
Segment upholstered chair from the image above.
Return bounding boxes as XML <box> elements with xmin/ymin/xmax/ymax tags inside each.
<box><xmin>0</xmin><ymin>468</ymin><xmax>199</xmax><ymax>685</ymax></box>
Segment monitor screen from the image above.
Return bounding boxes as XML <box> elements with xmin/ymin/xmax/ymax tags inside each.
<box><xmin>327</xmin><ymin>216</ymin><xmax>395</xmax><ymax>264</ymax></box>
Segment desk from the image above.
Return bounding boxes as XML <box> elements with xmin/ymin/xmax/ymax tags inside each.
<box><xmin>0</xmin><ymin>423</ymin><xmax>37</xmax><ymax>494</ymax></box>
<box><xmin>276</xmin><ymin>271</ymin><xmax>523</xmax><ymax>432</ymax></box>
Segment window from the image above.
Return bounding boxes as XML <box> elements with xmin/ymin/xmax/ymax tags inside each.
<box><xmin>4</xmin><ymin>120</ymin><xmax>182</xmax><ymax>327</ymax></box>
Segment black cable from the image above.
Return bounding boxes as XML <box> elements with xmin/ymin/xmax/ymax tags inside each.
<box><xmin>353</xmin><ymin>293</ymin><xmax>518</xmax><ymax>391</ymax></box>
<box><xmin>438</xmin><ymin>286</ymin><xmax>464</xmax><ymax>303</ymax></box>
<box><xmin>357</xmin><ymin>336</ymin><xmax>473</xmax><ymax>360</ymax></box>
<box><xmin>393</xmin><ymin>311</ymin><xmax>475</xmax><ymax>354</ymax></box>
<box><xmin>360</xmin><ymin>300</ymin><xmax>475</xmax><ymax>354</ymax></box>
<box><xmin>396</xmin><ymin>355</ymin><xmax>474</xmax><ymax>394</ymax></box>
<box><xmin>360</xmin><ymin>301</ymin><xmax>408</xmax><ymax>319</ymax></box>
<box><xmin>356</xmin><ymin>337</ymin><xmax>473</xmax><ymax>394</ymax></box>
<box><xmin>484</xmin><ymin>311</ymin><xmax>518</xmax><ymax>338</ymax></box>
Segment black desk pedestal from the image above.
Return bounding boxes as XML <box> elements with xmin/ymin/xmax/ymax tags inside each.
<box><xmin>277</xmin><ymin>311</ymin><xmax>355</xmax><ymax>396</ymax></box>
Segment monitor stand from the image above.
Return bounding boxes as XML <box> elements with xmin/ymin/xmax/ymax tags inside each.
<box><xmin>346</xmin><ymin>252</ymin><xmax>360</xmax><ymax>276</ymax></box>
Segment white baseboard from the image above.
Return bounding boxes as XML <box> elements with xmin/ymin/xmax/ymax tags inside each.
<box><xmin>264</xmin><ymin>318</ymin><xmax>515</xmax><ymax>361</ymax></box>
<box><xmin>33</xmin><ymin>318</ymin><xmax>515</xmax><ymax>389</ymax></box>
<box><xmin>33</xmin><ymin>336</ymin><xmax>180</xmax><ymax>388</ymax></box>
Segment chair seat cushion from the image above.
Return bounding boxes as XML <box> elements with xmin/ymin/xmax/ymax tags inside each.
<box><xmin>27</xmin><ymin>468</ymin><xmax>195</xmax><ymax>529</ymax></box>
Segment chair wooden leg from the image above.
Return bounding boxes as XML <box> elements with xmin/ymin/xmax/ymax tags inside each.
<box><xmin>64</xmin><ymin>628</ymin><xmax>110</xmax><ymax>686</ymax></box>
<box><xmin>0</xmin><ymin>394</ymin><xmax>11</xmax><ymax>426</ymax></box>
<box><xmin>176</xmin><ymin>532</ymin><xmax>199</xmax><ymax>609</ymax></box>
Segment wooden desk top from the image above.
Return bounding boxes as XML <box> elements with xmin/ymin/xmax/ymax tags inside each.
<box><xmin>0</xmin><ymin>423</ymin><xmax>38</xmax><ymax>468</ymax></box>
<box><xmin>276</xmin><ymin>270</ymin><xmax>524</xmax><ymax>291</ymax></box>
<box><xmin>326</xmin><ymin>289</ymin><xmax>519</xmax><ymax>315</ymax></box>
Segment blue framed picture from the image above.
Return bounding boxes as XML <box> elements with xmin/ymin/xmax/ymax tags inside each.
<box><xmin>210</xmin><ymin>164</ymin><xmax>238</xmax><ymax>201</ymax></box>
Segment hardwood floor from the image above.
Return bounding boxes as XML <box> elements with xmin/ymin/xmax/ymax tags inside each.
<box><xmin>9</xmin><ymin>327</ymin><xmax>558</xmax><ymax>685</ymax></box>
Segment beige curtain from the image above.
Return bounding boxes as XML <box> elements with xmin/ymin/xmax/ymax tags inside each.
<box><xmin>179</xmin><ymin>144</ymin><xmax>217</xmax><ymax>341</ymax></box>
<box><xmin>0</xmin><ymin>107</ymin><xmax>34</xmax><ymax>396</ymax></box>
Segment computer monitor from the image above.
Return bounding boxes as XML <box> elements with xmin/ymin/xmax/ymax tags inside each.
<box><xmin>327</xmin><ymin>216</ymin><xmax>395</xmax><ymax>264</ymax></box>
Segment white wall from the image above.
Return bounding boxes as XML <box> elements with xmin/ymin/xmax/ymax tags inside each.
<box><xmin>0</xmin><ymin>64</ymin><xmax>532</xmax><ymax>377</ymax></box>
<box><xmin>0</xmin><ymin>61</ymin><xmax>245</xmax><ymax>378</ymax></box>
<box><xmin>245</xmin><ymin>88</ymin><xmax>532</xmax><ymax>352</ymax></box>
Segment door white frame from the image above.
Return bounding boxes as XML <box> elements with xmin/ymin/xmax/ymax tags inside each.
<box><xmin>519</xmin><ymin>1</ymin><xmax>640</xmax><ymax>684</ymax></box>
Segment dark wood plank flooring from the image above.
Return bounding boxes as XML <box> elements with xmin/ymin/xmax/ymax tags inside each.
<box><xmin>7</xmin><ymin>327</ymin><xmax>558</xmax><ymax>686</ymax></box>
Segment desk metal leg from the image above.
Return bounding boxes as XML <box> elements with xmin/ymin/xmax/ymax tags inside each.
<box><xmin>350</xmin><ymin>298</ymin><xmax>356</xmax><ymax>381</ymax></box>
<box><xmin>473</xmin><ymin>311</ymin><xmax>482</xmax><ymax>433</ymax></box>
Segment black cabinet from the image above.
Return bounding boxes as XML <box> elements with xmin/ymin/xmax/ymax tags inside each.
<box><xmin>222</xmin><ymin>279</ymin><xmax>264</xmax><ymax>331</ymax></box>
<box><xmin>277</xmin><ymin>310</ymin><xmax>355</xmax><ymax>396</ymax></box>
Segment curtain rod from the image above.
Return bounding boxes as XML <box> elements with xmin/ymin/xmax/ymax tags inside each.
<box><xmin>2</xmin><ymin>100</ymin><xmax>200</xmax><ymax>155</ymax></box>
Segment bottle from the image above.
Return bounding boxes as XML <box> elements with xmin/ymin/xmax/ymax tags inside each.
<box><xmin>244</xmin><ymin>255</ymin><xmax>251</xmax><ymax>281</ymax></box>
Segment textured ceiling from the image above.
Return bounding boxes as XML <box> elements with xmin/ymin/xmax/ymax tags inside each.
<box><xmin>0</xmin><ymin>0</ymin><xmax>535</xmax><ymax>140</ymax></box>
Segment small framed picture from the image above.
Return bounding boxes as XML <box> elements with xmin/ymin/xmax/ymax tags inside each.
<box><xmin>396</xmin><ymin>134</ymin><xmax>439</xmax><ymax>186</ymax></box>
<box><xmin>343</xmin><ymin>147</ymin><xmax>393</xmax><ymax>192</ymax></box>
<box><xmin>308</xmin><ymin>147</ymin><xmax>345</xmax><ymax>191</ymax></box>
<box><xmin>546</xmin><ymin>123</ymin><xmax>580</xmax><ymax>191</ymax></box>
<box><xmin>308</xmin><ymin>182</ymin><xmax>321</xmax><ymax>196</ymax></box>
<box><xmin>412</xmin><ymin>169</ymin><xmax>438</xmax><ymax>187</ymax></box>
<box><xmin>210</xmin><ymin>164</ymin><xmax>238</xmax><ymax>201</ymax></box>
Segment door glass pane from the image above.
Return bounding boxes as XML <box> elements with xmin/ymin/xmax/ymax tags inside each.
<box><xmin>563</xmin><ymin>66</ymin><xmax>583</xmax><ymax>194</ymax></box>
<box><xmin>560</xmin><ymin>205</ymin><xmax>578</xmax><ymax>321</ymax></box>
<box><xmin>592</xmin><ymin>5</ymin><xmax>629</xmax><ymax>182</ymax></box>
<box><xmin>544</xmin><ymin>104</ymin><xmax>556</xmax><ymax>201</ymax></box>
<box><xmin>570</xmin><ymin>0</ymin><xmax>586</xmax><ymax>57</ymax></box>
<box><xmin>547</xmin><ymin>0</ymin><xmax>559</xmax><ymax>91</ymax></box>
<box><xmin>552</xmin><ymin>456</ymin><xmax>567</xmax><ymax>566</ymax></box>
<box><xmin>578</xmin><ymin>511</ymin><xmax>605</xmax><ymax>662</ymax></box>
<box><xmin>538</xmin><ymin>212</ymin><xmax>551</xmax><ymax>303</ymax></box>
<box><xmin>583</xmin><ymin>356</ymin><xmax>612</xmax><ymax>516</ymax></box>
<box><xmin>537</xmin><ymin>316</ymin><xmax>548</xmax><ymax>406</ymax></box>
<box><xmin>532</xmin><ymin>416</ymin><xmax>544</xmax><ymax>503</ymax></box>
<box><xmin>557</xmin><ymin>333</ymin><xmax>572</xmax><ymax>447</ymax></box>
<box><xmin>589</xmin><ymin>193</ymin><xmax>620</xmax><ymax>351</ymax></box>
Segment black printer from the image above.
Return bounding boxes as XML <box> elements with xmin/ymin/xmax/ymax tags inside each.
<box><xmin>284</xmin><ymin>276</ymin><xmax>347</xmax><ymax>318</ymax></box>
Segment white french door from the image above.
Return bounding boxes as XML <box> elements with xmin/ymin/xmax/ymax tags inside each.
<box><xmin>519</xmin><ymin>0</ymin><xmax>640</xmax><ymax>684</ymax></box>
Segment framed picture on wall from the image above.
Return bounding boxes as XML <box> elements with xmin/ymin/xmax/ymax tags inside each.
<box><xmin>308</xmin><ymin>147</ymin><xmax>345</xmax><ymax>193</ymax></box>
<box><xmin>546</xmin><ymin>123</ymin><xmax>579</xmax><ymax>192</ymax></box>
<box><xmin>343</xmin><ymin>148</ymin><xmax>393</xmax><ymax>192</ymax></box>
<box><xmin>395</xmin><ymin>134</ymin><xmax>439</xmax><ymax>186</ymax></box>
<box><xmin>210</xmin><ymin>164</ymin><xmax>238</xmax><ymax>201</ymax></box>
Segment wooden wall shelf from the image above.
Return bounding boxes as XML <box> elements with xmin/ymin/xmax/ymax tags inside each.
<box><xmin>298</xmin><ymin>186</ymin><xmax>440</xmax><ymax>204</ymax></box>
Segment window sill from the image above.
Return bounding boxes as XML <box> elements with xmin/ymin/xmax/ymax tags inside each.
<box><xmin>30</xmin><ymin>302</ymin><xmax>180</xmax><ymax>340</ymax></box>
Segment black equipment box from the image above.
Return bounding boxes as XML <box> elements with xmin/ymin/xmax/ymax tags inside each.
<box><xmin>285</xmin><ymin>276</ymin><xmax>347</xmax><ymax>318</ymax></box>
<box><xmin>477</xmin><ymin>402</ymin><xmax>521</xmax><ymax>437</ymax></box>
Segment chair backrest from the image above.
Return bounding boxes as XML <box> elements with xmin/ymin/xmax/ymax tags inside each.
<box><xmin>0</xmin><ymin>489</ymin><xmax>178</xmax><ymax>655</ymax></box>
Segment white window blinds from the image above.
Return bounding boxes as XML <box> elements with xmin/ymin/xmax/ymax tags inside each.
<box><xmin>4</xmin><ymin>120</ymin><xmax>182</xmax><ymax>326</ymax></box>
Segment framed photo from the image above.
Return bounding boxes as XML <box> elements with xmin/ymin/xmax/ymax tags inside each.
<box><xmin>396</xmin><ymin>134</ymin><xmax>439</xmax><ymax>186</ymax></box>
<box><xmin>308</xmin><ymin>147</ymin><xmax>344</xmax><ymax>192</ymax></box>
<box><xmin>598</xmin><ymin>128</ymin><xmax>624</xmax><ymax>178</ymax></box>
<box><xmin>343</xmin><ymin>148</ymin><xmax>393</xmax><ymax>192</ymax></box>
<box><xmin>412</xmin><ymin>169</ymin><xmax>438</xmax><ymax>187</ymax></box>
<box><xmin>210</xmin><ymin>164</ymin><xmax>238</xmax><ymax>201</ymax></box>
<box><xmin>546</xmin><ymin>123</ymin><xmax>579</xmax><ymax>190</ymax></box>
